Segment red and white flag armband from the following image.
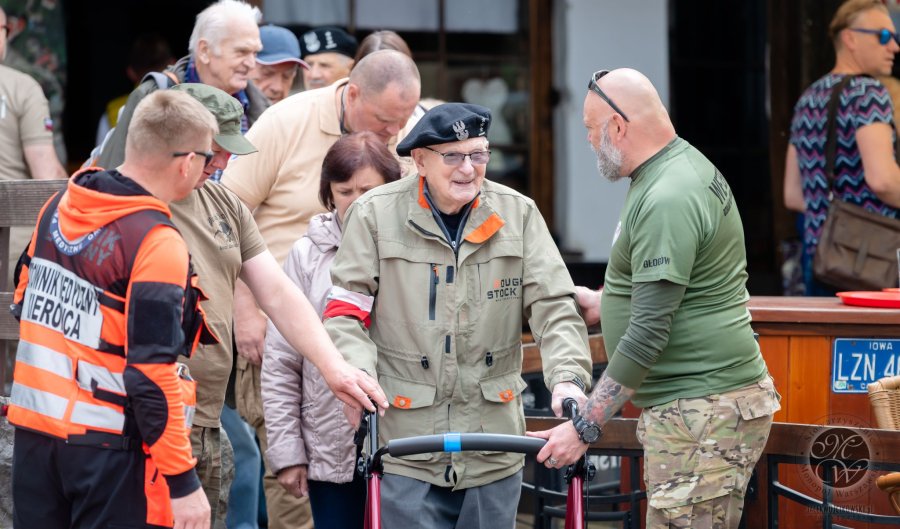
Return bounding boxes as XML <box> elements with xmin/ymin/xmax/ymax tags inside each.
<box><xmin>323</xmin><ymin>286</ymin><xmax>375</xmax><ymax>328</ymax></box>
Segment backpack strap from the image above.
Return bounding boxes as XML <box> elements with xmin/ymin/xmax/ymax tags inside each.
<box><xmin>141</xmin><ymin>70</ymin><xmax>181</xmax><ymax>90</ymax></box>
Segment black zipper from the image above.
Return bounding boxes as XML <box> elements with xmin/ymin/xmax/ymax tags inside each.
<box><xmin>429</xmin><ymin>264</ymin><xmax>438</xmax><ymax>320</ymax></box>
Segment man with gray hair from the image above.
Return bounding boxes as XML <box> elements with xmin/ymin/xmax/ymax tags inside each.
<box><xmin>221</xmin><ymin>48</ymin><xmax>420</xmax><ymax>529</ymax></box>
<box><xmin>95</xmin><ymin>0</ymin><xmax>269</xmax><ymax>171</ymax></box>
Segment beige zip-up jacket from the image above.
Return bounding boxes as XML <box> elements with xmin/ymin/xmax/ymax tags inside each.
<box><xmin>324</xmin><ymin>175</ymin><xmax>592</xmax><ymax>490</ymax></box>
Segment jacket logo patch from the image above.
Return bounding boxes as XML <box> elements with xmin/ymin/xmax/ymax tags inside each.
<box><xmin>208</xmin><ymin>214</ymin><xmax>238</xmax><ymax>250</ymax></box>
<box><xmin>498</xmin><ymin>389</ymin><xmax>515</xmax><ymax>403</ymax></box>
<box><xmin>487</xmin><ymin>277</ymin><xmax>521</xmax><ymax>301</ymax></box>
<box><xmin>49</xmin><ymin>209</ymin><xmax>107</xmax><ymax>257</ymax></box>
<box><xmin>393</xmin><ymin>395</ymin><xmax>412</xmax><ymax>409</ymax></box>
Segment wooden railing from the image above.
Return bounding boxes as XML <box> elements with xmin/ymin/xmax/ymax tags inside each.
<box><xmin>0</xmin><ymin>179</ymin><xmax>67</xmax><ymax>391</ymax></box>
<box><xmin>524</xmin><ymin>417</ymin><xmax>900</xmax><ymax>528</ymax></box>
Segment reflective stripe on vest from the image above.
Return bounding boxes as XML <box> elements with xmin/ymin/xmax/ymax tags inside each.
<box><xmin>10</xmin><ymin>383</ymin><xmax>68</xmax><ymax>420</ymax></box>
<box><xmin>76</xmin><ymin>361</ymin><xmax>126</xmax><ymax>395</ymax></box>
<box><xmin>70</xmin><ymin>401</ymin><xmax>125</xmax><ymax>431</ymax></box>
<box><xmin>16</xmin><ymin>340</ymin><xmax>73</xmax><ymax>380</ymax></box>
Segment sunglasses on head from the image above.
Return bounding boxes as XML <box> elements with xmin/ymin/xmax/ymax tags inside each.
<box><xmin>588</xmin><ymin>70</ymin><xmax>630</xmax><ymax>122</ymax></box>
<box><xmin>848</xmin><ymin>27</ymin><xmax>900</xmax><ymax>46</ymax></box>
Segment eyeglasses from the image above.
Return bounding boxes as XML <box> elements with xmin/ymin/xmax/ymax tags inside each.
<box><xmin>848</xmin><ymin>27</ymin><xmax>900</xmax><ymax>46</ymax></box>
<box><xmin>588</xmin><ymin>70</ymin><xmax>630</xmax><ymax>122</ymax></box>
<box><xmin>172</xmin><ymin>150</ymin><xmax>215</xmax><ymax>167</ymax></box>
<box><xmin>424</xmin><ymin>146</ymin><xmax>491</xmax><ymax>166</ymax></box>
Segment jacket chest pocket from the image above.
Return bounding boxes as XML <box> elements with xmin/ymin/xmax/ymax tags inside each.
<box><xmin>377</xmin><ymin>241</ymin><xmax>449</xmax><ymax>325</ymax></box>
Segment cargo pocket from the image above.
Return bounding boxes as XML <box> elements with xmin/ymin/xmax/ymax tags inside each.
<box><xmin>478</xmin><ymin>372</ymin><xmax>528</xmax><ymax>445</ymax></box>
<box><xmin>647</xmin><ymin>465</ymin><xmax>738</xmax><ymax>510</ymax></box>
<box><xmin>379</xmin><ymin>374</ymin><xmax>437</xmax><ymax>461</ymax></box>
<box><xmin>735</xmin><ymin>388</ymin><xmax>780</xmax><ymax>421</ymax></box>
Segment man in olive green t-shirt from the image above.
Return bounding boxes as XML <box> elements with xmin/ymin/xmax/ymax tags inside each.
<box><xmin>528</xmin><ymin>68</ymin><xmax>780</xmax><ymax>529</ymax></box>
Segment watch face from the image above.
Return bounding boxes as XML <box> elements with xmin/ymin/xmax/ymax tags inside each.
<box><xmin>581</xmin><ymin>424</ymin><xmax>601</xmax><ymax>443</ymax></box>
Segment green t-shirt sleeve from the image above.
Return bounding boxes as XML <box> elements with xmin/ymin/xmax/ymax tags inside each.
<box><xmin>605</xmin><ymin>280</ymin><xmax>687</xmax><ymax>389</ymax></box>
<box><xmin>628</xmin><ymin>186</ymin><xmax>704</xmax><ymax>286</ymax></box>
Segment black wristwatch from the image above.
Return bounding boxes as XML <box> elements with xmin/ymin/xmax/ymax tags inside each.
<box><xmin>572</xmin><ymin>414</ymin><xmax>602</xmax><ymax>444</ymax></box>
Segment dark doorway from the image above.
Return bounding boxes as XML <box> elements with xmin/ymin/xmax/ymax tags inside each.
<box><xmin>667</xmin><ymin>0</ymin><xmax>777</xmax><ymax>294</ymax></box>
<box><xmin>62</xmin><ymin>0</ymin><xmax>212</xmax><ymax>163</ymax></box>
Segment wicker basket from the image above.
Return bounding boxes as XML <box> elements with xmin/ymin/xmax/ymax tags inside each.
<box><xmin>868</xmin><ymin>375</ymin><xmax>900</xmax><ymax>514</ymax></box>
<box><xmin>868</xmin><ymin>375</ymin><xmax>900</xmax><ymax>430</ymax></box>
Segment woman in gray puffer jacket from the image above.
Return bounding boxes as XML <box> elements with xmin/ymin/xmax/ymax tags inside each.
<box><xmin>260</xmin><ymin>132</ymin><xmax>400</xmax><ymax>529</ymax></box>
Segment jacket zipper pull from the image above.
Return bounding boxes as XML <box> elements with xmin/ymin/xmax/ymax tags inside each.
<box><xmin>421</xmin><ymin>355</ymin><xmax>430</xmax><ymax>369</ymax></box>
<box><xmin>485</xmin><ymin>351</ymin><xmax>493</xmax><ymax>367</ymax></box>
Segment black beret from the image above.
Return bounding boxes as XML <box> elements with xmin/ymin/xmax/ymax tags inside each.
<box><xmin>300</xmin><ymin>27</ymin><xmax>358</xmax><ymax>60</ymax></box>
<box><xmin>396</xmin><ymin>103</ymin><xmax>491</xmax><ymax>156</ymax></box>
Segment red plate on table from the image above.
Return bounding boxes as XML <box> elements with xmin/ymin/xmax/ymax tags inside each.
<box><xmin>837</xmin><ymin>291</ymin><xmax>900</xmax><ymax>308</ymax></box>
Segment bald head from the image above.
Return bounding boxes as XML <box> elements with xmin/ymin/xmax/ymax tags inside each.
<box><xmin>583</xmin><ymin>68</ymin><xmax>676</xmax><ymax>178</ymax></box>
<box><xmin>592</xmin><ymin>69</ymin><xmax>670</xmax><ymax>127</ymax></box>
<box><xmin>349</xmin><ymin>49</ymin><xmax>420</xmax><ymax>99</ymax></box>
<box><xmin>343</xmin><ymin>49</ymin><xmax>421</xmax><ymax>142</ymax></box>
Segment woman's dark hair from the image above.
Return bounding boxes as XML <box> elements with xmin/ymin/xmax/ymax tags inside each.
<box><xmin>353</xmin><ymin>30</ymin><xmax>412</xmax><ymax>65</ymax></box>
<box><xmin>319</xmin><ymin>131</ymin><xmax>402</xmax><ymax>210</ymax></box>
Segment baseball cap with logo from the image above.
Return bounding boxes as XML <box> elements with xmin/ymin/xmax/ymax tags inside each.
<box><xmin>258</xmin><ymin>25</ymin><xmax>309</xmax><ymax>70</ymax></box>
<box><xmin>170</xmin><ymin>83</ymin><xmax>257</xmax><ymax>155</ymax></box>
<box><xmin>300</xmin><ymin>26</ymin><xmax>358</xmax><ymax>60</ymax></box>
<box><xmin>396</xmin><ymin>103</ymin><xmax>492</xmax><ymax>156</ymax></box>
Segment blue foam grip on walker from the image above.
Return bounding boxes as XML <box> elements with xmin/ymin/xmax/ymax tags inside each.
<box><xmin>443</xmin><ymin>433</ymin><xmax>462</xmax><ymax>452</ymax></box>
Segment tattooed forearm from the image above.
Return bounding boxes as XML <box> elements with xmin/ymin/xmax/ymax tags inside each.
<box><xmin>580</xmin><ymin>372</ymin><xmax>635</xmax><ymax>426</ymax></box>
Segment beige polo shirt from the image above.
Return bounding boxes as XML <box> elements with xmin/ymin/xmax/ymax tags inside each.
<box><xmin>222</xmin><ymin>79</ymin><xmax>407</xmax><ymax>264</ymax></box>
<box><xmin>0</xmin><ymin>64</ymin><xmax>53</xmax><ymax>183</ymax></box>
<box><xmin>1</xmin><ymin>64</ymin><xmax>55</xmax><ymax>286</ymax></box>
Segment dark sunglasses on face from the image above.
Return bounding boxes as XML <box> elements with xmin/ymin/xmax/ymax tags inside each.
<box><xmin>588</xmin><ymin>70</ymin><xmax>630</xmax><ymax>122</ymax></box>
<box><xmin>172</xmin><ymin>150</ymin><xmax>215</xmax><ymax>167</ymax></box>
<box><xmin>424</xmin><ymin>146</ymin><xmax>491</xmax><ymax>166</ymax></box>
<box><xmin>848</xmin><ymin>27</ymin><xmax>900</xmax><ymax>46</ymax></box>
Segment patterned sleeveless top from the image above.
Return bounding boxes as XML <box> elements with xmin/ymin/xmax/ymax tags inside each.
<box><xmin>789</xmin><ymin>73</ymin><xmax>898</xmax><ymax>256</ymax></box>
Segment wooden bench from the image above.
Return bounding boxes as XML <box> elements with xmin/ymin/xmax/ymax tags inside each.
<box><xmin>0</xmin><ymin>180</ymin><xmax>66</xmax><ymax>389</ymax></box>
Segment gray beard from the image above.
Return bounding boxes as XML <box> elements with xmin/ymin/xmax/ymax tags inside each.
<box><xmin>593</xmin><ymin>121</ymin><xmax>624</xmax><ymax>182</ymax></box>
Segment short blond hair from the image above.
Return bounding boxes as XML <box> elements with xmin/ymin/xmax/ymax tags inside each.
<box><xmin>829</xmin><ymin>0</ymin><xmax>889</xmax><ymax>47</ymax></box>
<box><xmin>125</xmin><ymin>90</ymin><xmax>218</xmax><ymax>161</ymax></box>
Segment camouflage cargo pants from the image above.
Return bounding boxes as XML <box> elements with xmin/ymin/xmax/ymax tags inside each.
<box><xmin>190</xmin><ymin>425</ymin><xmax>235</xmax><ymax>529</ymax></box>
<box><xmin>636</xmin><ymin>376</ymin><xmax>781</xmax><ymax>529</ymax></box>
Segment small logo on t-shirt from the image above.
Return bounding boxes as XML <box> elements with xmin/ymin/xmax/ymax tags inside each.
<box><xmin>208</xmin><ymin>214</ymin><xmax>237</xmax><ymax>250</ymax></box>
<box><xmin>708</xmin><ymin>170</ymin><xmax>733</xmax><ymax>216</ymax></box>
<box><xmin>642</xmin><ymin>256</ymin><xmax>670</xmax><ymax>269</ymax></box>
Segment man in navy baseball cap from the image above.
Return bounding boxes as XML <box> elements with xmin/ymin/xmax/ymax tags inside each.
<box><xmin>251</xmin><ymin>24</ymin><xmax>308</xmax><ymax>103</ymax></box>
<box><xmin>299</xmin><ymin>26</ymin><xmax>357</xmax><ymax>90</ymax></box>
